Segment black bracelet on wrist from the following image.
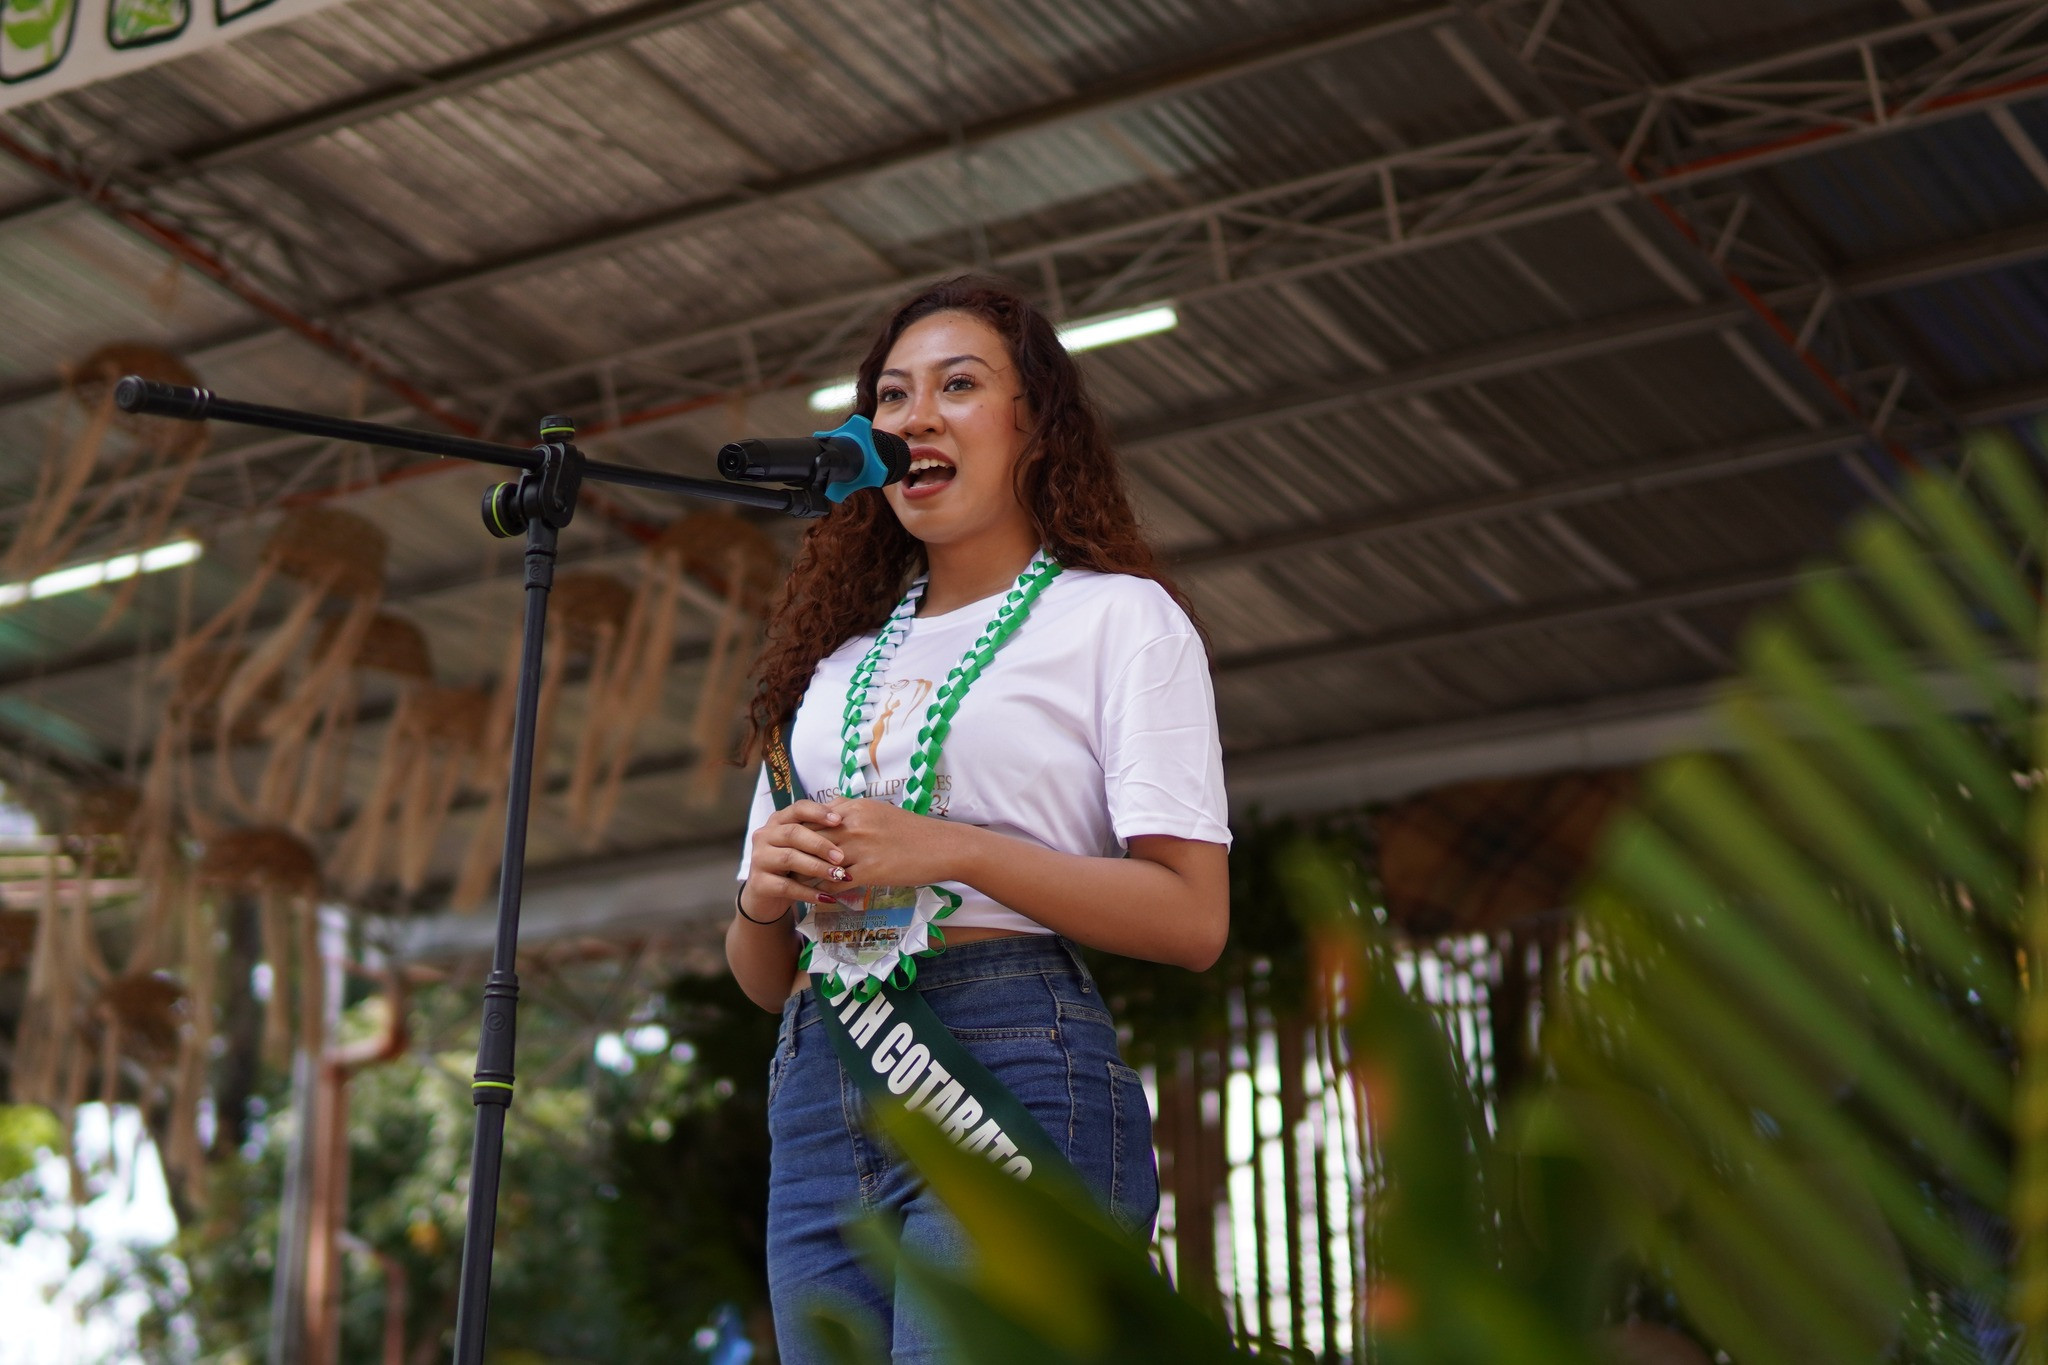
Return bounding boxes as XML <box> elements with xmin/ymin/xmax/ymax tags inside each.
<box><xmin>734</xmin><ymin>885</ymin><xmax>789</xmax><ymax>926</ymax></box>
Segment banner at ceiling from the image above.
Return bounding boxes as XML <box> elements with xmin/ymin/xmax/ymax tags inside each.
<box><xmin>2</xmin><ymin>0</ymin><xmax>354</xmax><ymax>113</ymax></box>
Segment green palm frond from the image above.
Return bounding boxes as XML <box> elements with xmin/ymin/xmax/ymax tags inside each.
<box><xmin>802</xmin><ymin>1099</ymin><xmax>1257</xmax><ymax>1365</ymax></box>
<box><xmin>813</xmin><ymin>430</ymin><xmax>2048</xmax><ymax>1365</ymax></box>
<box><xmin>1551</xmin><ymin>429</ymin><xmax>2048</xmax><ymax>1363</ymax></box>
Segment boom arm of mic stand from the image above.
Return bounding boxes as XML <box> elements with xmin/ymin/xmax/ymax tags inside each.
<box><xmin>113</xmin><ymin>376</ymin><xmax>807</xmax><ymax>514</ymax></box>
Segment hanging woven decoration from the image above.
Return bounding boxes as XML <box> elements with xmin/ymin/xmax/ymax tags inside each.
<box><xmin>336</xmin><ymin>682</ymin><xmax>486</xmax><ymax>899</ymax></box>
<box><xmin>450</xmin><ymin>634</ymin><xmax>521</xmax><ymax>913</ymax></box>
<box><xmin>1373</xmin><ymin>769</ymin><xmax>1638</xmax><ymax>936</ymax></box>
<box><xmin>136</xmin><ymin>644</ymin><xmax>280</xmax><ymax>904</ymax></box>
<box><xmin>451</xmin><ymin>572</ymin><xmax>631</xmax><ymax>907</ymax></box>
<box><xmin>10</xmin><ymin>842</ymin><xmax>112</xmax><ymax>1140</ymax></box>
<box><xmin>70</xmin><ymin>794</ymin><xmax>184</xmax><ymax>1125</ymax></box>
<box><xmin>69</xmin><ymin>781</ymin><xmax>211</xmax><ymax>1206</ymax></box>
<box><xmin>71</xmin><ymin>780</ymin><xmax>197</xmax><ymax>979</ymax></box>
<box><xmin>274</xmin><ymin>610</ymin><xmax>434</xmax><ymax>838</ymax></box>
<box><xmin>564</xmin><ymin>513</ymin><xmax>782</xmax><ymax>838</ymax></box>
<box><xmin>554</xmin><ymin>571</ymin><xmax>636</xmax><ymax>826</ymax></box>
<box><xmin>4</xmin><ymin>344</ymin><xmax>209</xmax><ymax>626</ymax></box>
<box><xmin>0</xmin><ymin>908</ymin><xmax>33</xmax><ymax>975</ymax></box>
<box><xmin>165</xmin><ymin>507</ymin><xmax>386</xmax><ymax>827</ymax></box>
<box><xmin>8</xmin><ymin>792</ymin><xmax>185</xmax><ymax>1202</ymax></box>
<box><xmin>663</xmin><ymin>513</ymin><xmax>781</xmax><ymax>811</ymax></box>
<box><xmin>195</xmin><ymin>827</ymin><xmax>322</xmax><ymax>1072</ymax></box>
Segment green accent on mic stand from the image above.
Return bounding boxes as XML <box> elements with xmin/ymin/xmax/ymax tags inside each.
<box><xmin>486</xmin><ymin>486</ymin><xmax>518</xmax><ymax>538</ymax></box>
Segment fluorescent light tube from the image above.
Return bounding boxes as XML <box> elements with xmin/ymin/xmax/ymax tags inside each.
<box><xmin>807</xmin><ymin>379</ymin><xmax>859</xmax><ymax>413</ymax></box>
<box><xmin>802</xmin><ymin>302</ymin><xmax>1178</xmax><ymax>412</ymax></box>
<box><xmin>1057</xmin><ymin>304</ymin><xmax>1178</xmax><ymax>352</ymax></box>
<box><xmin>0</xmin><ymin>537</ymin><xmax>202</xmax><ymax>608</ymax></box>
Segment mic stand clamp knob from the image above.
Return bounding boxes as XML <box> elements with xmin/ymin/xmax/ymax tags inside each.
<box><xmin>480</xmin><ymin>418</ymin><xmax>584</xmax><ymax>538</ymax></box>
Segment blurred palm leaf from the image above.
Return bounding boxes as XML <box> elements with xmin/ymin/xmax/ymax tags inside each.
<box><xmin>796</xmin><ymin>430</ymin><xmax>2048</xmax><ymax>1363</ymax></box>
<box><xmin>815</xmin><ymin>851</ymin><xmax>1604</xmax><ymax>1365</ymax></box>
<box><xmin>1548</xmin><ymin>429</ymin><xmax>2048</xmax><ymax>1364</ymax></box>
<box><xmin>798</xmin><ymin>1099</ymin><xmax>1257</xmax><ymax>1365</ymax></box>
<box><xmin>1282</xmin><ymin>847</ymin><xmax>1605</xmax><ymax>1365</ymax></box>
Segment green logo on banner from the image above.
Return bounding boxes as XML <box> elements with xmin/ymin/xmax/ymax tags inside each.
<box><xmin>109</xmin><ymin>0</ymin><xmax>187</xmax><ymax>47</ymax></box>
<box><xmin>2</xmin><ymin>0</ymin><xmax>77</xmax><ymax>80</ymax></box>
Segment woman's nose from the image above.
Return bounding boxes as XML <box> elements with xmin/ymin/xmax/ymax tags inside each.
<box><xmin>901</xmin><ymin>382</ymin><xmax>944</xmax><ymax>434</ymax></box>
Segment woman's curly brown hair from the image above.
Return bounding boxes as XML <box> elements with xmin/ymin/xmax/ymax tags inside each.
<box><xmin>743</xmin><ymin>274</ymin><xmax>1191</xmax><ymax>755</ymax></box>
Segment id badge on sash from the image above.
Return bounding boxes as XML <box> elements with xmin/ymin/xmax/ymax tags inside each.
<box><xmin>795</xmin><ymin>857</ymin><xmax>957</xmax><ymax>995</ymax></box>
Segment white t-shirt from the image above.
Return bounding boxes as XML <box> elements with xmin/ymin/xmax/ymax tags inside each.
<box><xmin>737</xmin><ymin>567</ymin><xmax>1231</xmax><ymax>934</ymax></box>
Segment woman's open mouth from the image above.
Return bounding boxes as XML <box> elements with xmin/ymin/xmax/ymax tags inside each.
<box><xmin>902</xmin><ymin>452</ymin><xmax>957</xmax><ymax>498</ymax></box>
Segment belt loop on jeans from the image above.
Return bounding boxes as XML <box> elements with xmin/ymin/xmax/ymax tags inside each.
<box><xmin>1055</xmin><ymin>935</ymin><xmax>1093</xmax><ymax>994</ymax></box>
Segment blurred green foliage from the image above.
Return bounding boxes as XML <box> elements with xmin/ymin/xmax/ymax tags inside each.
<box><xmin>598</xmin><ymin>971</ymin><xmax>779</xmax><ymax>1353</ymax></box>
<box><xmin>0</xmin><ymin>1099</ymin><xmax>60</xmax><ymax>1186</ymax></box>
<box><xmin>793</xmin><ymin>836</ymin><xmax>1609</xmax><ymax>1365</ymax></box>
<box><xmin>153</xmin><ymin>968</ymin><xmax>779</xmax><ymax>1363</ymax></box>
<box><xmin>1529</xmin><ymin>433</ymin><xmax>2046</xmax><ymax>1365</ymax></box>
<box><xmin>22</xmin><ymin>427</ymin><xmax>2048</xmax><ymax>1364</ymax></box>
<box><xmin>809</xmin><ymin>429</ymin><xmax>2048</xmax><ymax>1364</ymax></box>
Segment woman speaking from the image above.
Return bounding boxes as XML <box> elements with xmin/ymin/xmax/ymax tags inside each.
<box><xmin>727</xmin><ymin>275</ymin><xmax>1231</xmax><ymax>1362</ymax></box>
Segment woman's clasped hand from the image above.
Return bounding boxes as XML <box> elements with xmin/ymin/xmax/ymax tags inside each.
<box><xmin>738</xmin><ymin>799</ymin><xmax>844</xmax><ymax>922</ymax></box>
<box><xmin>809</xmin><ymin>795</ymin><xmax>964</xmax><ymax>889</ymax></box>
<box><xmin>741</xmin><ymin>797</ymin><xmax>965</xmax><ymax>920</ymax></box>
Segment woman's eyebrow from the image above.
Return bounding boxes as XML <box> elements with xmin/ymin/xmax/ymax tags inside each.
<box><xmin>879</xmin><ymin>353</ymin><xmax>991</xmax><ymax>379</ymax></box>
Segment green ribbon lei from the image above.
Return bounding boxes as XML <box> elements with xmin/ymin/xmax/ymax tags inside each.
<box><xmin>801</xmin><ymin>550</ymin><xmax>1063</xmax><ymax>1001</ymax></box>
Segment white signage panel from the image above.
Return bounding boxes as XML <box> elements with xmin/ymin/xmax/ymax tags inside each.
<box><xmin>3</xmin><ymin>0</ymin><xmax>354</xmax><ymax>112</ymax></box>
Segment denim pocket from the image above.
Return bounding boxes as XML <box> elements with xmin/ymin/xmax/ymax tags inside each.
<box><xmin>1107</xmin><ymin>1061</ymin><xmax>1158</xmax><ymax>1237</ymax></box>
<box><xmin>1056</xmin><ymin>999</ymin><xmax>1114</xmax><ymax>1032</ymax></box>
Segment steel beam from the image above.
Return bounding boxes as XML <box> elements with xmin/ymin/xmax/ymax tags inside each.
<box><xmin>1468</xmin><ymin>1</ymin><xmax>1955</xmax><ymax>477</ymax></box>
<box><xmin>1173</xmin><ymin>426</ymin><xmax>1863</xmax><ymax>572</ymax></box>
<box><xmin>13</xmin><ymin>7</ymin><xmax>2048</xmax><ymax>445</ymax></box>
<box><xmin>376</xmin><ymin>651</ymin><xmax>2033</xmax><ymax>947</ymax></box>
<box><xmin>1611</xmin><ymin>0</ymin><xmax>2048</xmax><ymax>188</ymax></box>
<box><xmin>0</xmin><ymin>2</ymin><xmax>1447</xmax><ymax>239</ymax></box>
<box><xmin>0</xmin><ymin>4</ymin><xmax>1470</xmax><ymax>413</ymax></box>
<box><xmin>0</xmin><ymin>419</ymin><xmax>1851</xmax><ymax>709</ymax></box>
<box><xmin>330</xmin><ymin>5</ymin><xmax>1460</xmax><ymax>309</ymax></box>
<box><xmin>1121</xmin><ymin>297</ymin><xmax>1761</xmax><ymax>457</ymax></box>
<box><xmin>11</xmin><ymin>198</ymin><xmax>2041</xmax><ymax>584</ymax></box>
<box><xmin>15</xmin><ymin>0</ymin><xmax>2046</xmax><ymax>438</ymax></box>
<box><xmin>321</xmin><ymin>0</ymin><xmax>2048</xmax><ymax>321</ymax></box>
<box><xmin>0</xmin><ymin>527</ymin><xmax>662</xmax><ymax>694</ymax></box>
<box><xmin>1836</xmin><ymin>217</ymin><xmax>2048</xmax><ymax>298</ymax></box>
<box><xmin>468</xmin><ymin>128</ymin><xmax>1602</xmax><ymax>397</ymax></box>
<box><xmin>1212</xmin><ymin>566</ymin><xmax>1799</xmax><ymax>675</ymax></box>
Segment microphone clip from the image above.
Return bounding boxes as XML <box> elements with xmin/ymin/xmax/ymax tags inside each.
<box><xmin>811</xmin><ymin>415</ymin><xmax>896</xmax><ymax>502</ymax></box>
<box><xmin>482</xmin><ymin>417</ymin><xmax>584</xmax><ymax>539</ymax></box>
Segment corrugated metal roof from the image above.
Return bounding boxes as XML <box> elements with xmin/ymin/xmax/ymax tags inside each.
<box><xmin>0</xmin><ymin>0</ymin><xmax>2042</xmax><ymax>902</ymax></box>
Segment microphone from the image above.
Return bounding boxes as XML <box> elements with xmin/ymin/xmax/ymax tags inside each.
<box><xmin>718</xmin><ymin>415</ymin><xmax>910</xmax><ymax>504</ymax></box>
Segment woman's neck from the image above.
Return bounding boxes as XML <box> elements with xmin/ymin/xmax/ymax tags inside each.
<box><xmin>918</xmin><ymin>524</ymin><xmax>1041</xmax><ymax>617</ymax></box>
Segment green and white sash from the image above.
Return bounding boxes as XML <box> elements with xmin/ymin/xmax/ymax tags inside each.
<box><xmin>768</xmin><ymin>717</ymin><xmax>1079</xmax><ymax>1185</ymax></box>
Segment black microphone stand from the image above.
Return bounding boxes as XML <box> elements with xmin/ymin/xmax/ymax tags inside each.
<box><xmin>113</xmin><ymin>378</ymin><xmax>831</xmax><ymax>1365</ymax></box>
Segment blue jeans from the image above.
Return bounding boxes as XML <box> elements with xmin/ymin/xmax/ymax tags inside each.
<box><xmin>765</xmin><ymin>935</ymin><xmax>1159</xmax><ymax>1363</ymax></box>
